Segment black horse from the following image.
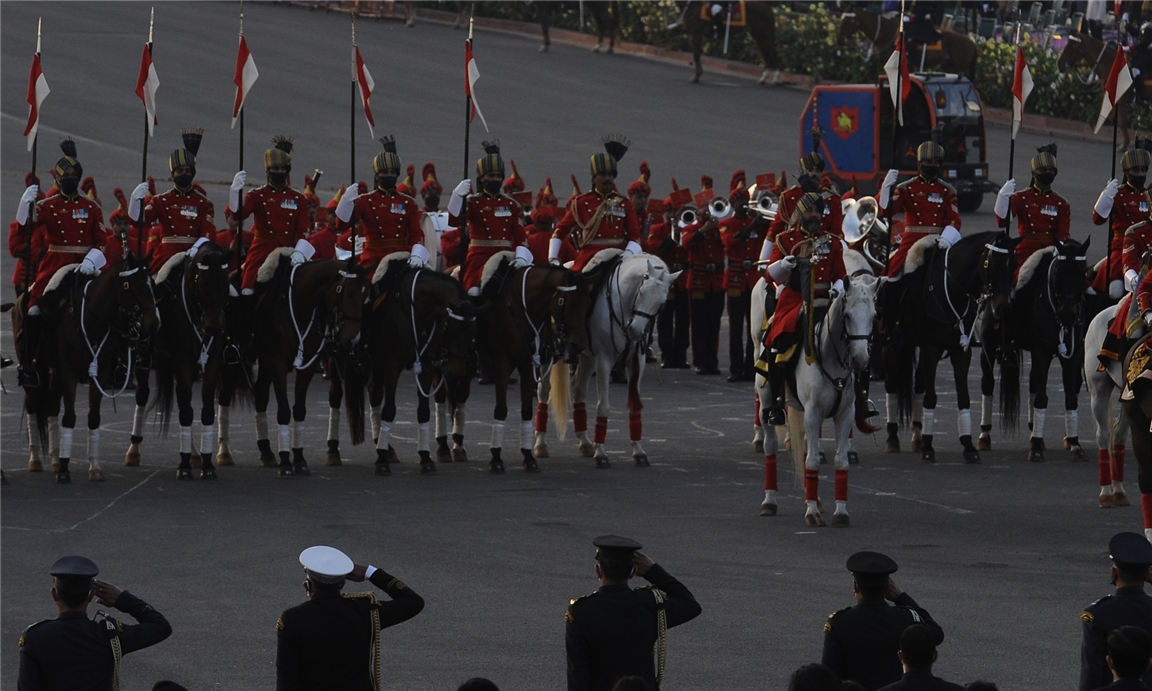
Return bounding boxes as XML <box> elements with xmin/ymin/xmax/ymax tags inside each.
<box><xmin>883</xmin><ymin>231</ymin><xmax>1019</xmax><ymax>463</ymax></box>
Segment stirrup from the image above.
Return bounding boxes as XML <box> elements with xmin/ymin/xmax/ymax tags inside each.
<box><xmin>765</xmin><ymin>406</ymin><xmax>786</xmax><ymax>426</ymax></box>
<box><xmin>17</xmin><ymin>366</ymin><xmax>40</xmax><ymax>388</ymax></box>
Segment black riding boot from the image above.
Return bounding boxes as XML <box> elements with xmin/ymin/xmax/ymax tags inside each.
<box><xmin>764</xmin><ymin>357</ymin><xmax>787</xmax><ymax>427</ymax></box>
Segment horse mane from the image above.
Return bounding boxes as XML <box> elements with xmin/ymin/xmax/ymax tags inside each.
<box><xmin>256</xmin><ymin>247</ymin><xmax>295</xmax><ymax>284</ymax></box>
<box><xmin>371</xmin><ymin>251</ymin><xmax>411</xmax><ymax>284</ymax></box>
<box><xmin>480</xmin><ymin>251</ymin><xmax>516</xmax><ymax>291</ymax></box>
<box><xmin>583</xmin><ymin>248</ymin><xmax>624</xmax><ymax>273</ymax></box>
<box><xmin>154</xmin><ymin>252</ymin><xmax>189</xmax><ymax>286</ymax></box>
<box><xmin>1015</xmin><ymin>246</ymin><xmax>1058</xmax><ymax>292</ymax></box>
<box><xmin>44</xmin><ymin>263</ymin><xmax>82</xmax><ymax>294</ymax></box>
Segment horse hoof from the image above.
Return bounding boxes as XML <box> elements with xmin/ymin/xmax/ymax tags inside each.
<box><xmin>911</xmin><ymin>438</ymin><xmax>923</xmax><ymax>453</ymax></box>
<box><xmin>758</xmin><ymin>502</ymin><xmax>777</xmax><ymax>517</ymax></box>
<box><xmin>28</xmin><ymin>460</ymin><xmax>42</xmax><ymax>472</ymax></box>
<box><xmin>847</xmin><ymin>450</ymin><xmax>859</xmax><ymax>465</ymax></box>
<box><xmin>920</xmin><ymin>448</ymin><xmax>935</xmax><ymax>464</ymax></box>
<box><xmin>753</xmin><ymin>439</ymin><xmax>764</xmax><ymax>453</ymax></box>
<box><xmin>1100</xmin><ymin>493</ymin><xmax>1116</xmax><ymax>508</ymax></box>
<box><xmin>1028</xmin><ymin>448</ymin><xmax>1045</xmax><ymax>463</ymax></box>
<box><xmin>190</xmin><ymin>454</ymin><xmax>202</xmax><ymax>469</ymax></box>
<box><xmin>452</xmin><ymin>447</ymin><xmax>468</xmax><ymax>463</ymax></box>
<box><xmin>1069</xmin><ymin>446</ymin><xmax>1088</xmax><ymax>463</ymax></box>
<box><xmin>831</xmin><ymin>513</ymin><xmax>850</xmax><ymax>528</ymax></box>
<box><xmin>177</xmin><ymin>468</ymin><xmax>194</xmax><ymax>481</ymax></box>
<box><xmin>278</xmin><ymin>466</ymin><xmax>294</xmax><ymax>478</ymax></box>
<box><xmin>374</xmin><ymin>462</ymin><xmax>392</xmax><ymax>477</ymax></box>
<box><xmin>386</xmin><ymin>449</ymin><xmax>400</xmax><ymax>464</ymax></box>
<box><xmin>88</xmin><ymin>470</ymin><xmax>105</xmax><ymax>482</ymax></box>
<box><xmin>51</xmin><ymin>461</ymin><xmax>61</xmax><ymax>473</ymax></box>
<box><xmin>533</xmin><ymin>444</ymin><xmax>550</xmax><ymax>458</ymax></box>
<box><xmin>124</xmin><ymin>451</ymin><xmax>140</xmax><ymax>467</ymax></box>
<box><xmin>1115</xmin><ymin>490</ymin><xmax>1131</xmax><ymax>506</ymax></box>
<box><xmin>201</xmin><ymin>467</ymin><xmax>217</xmax><ymax>480</ymax></box>
<box><xmin>216</xmin><ymin>452</ymin><xmax>234</xmax><ymax>467</ymax></box>
<box><xmin>325</xmin><ymin>451</ymin><xmax>342</xmax><ymax>467</ymax></box>
<box><xmin>420</xmin><ymin>461</ymin><xmax>438</xmax><ymax>475</ymax></box>
<box><xmin>294</xmin><ymin>462</ymin><xmax>310</xmax><ymax>477</ymax></box>
<box><xmin>633</xmin><ymin>454</ymin><xmax>650</xmax><ymax>467</ymax></box>
<box><xmin>524</xmin><ymin>458</ymin><xmax>541</xmax><ymax>473</ymax></box>
<box><xmin>594</xmin><ymin>456</ymin><xmax>611</xmax><ymax>469</ymax></box>
<box><xmin>56</xmin><ymin>471</ymin><xmax>71</xmax><ymax>485</ymax></box>
<box><xmin>436</xmin><ymin>448</ymin><xmax>452</xmax><ymax>463</ymax></box>
<box><xmin>489</xmin><ymin>460</ymin><xmax>505</xmax><ymax>474</ymax></box>
<box><xmin>804</xmin><ymin>512</ymin><xmax>825</xmax><ymax>527</ymax></box>
<box><xmin>260</xmin><ymin>454</ymin><xmax>278</xmax><ymax>468</ymax></box>
<box><xmin>579</xmin><ymin>441</ymin><xmax>596</xmax><ymax>457</ymax></box>
<box><xmin>963</xmin><ymin>449</ymin><xmax>981</xmax><ymax>464</ymax></box>
<box><xmin>539</xmin><ymin>44</ymin><xmax>548</xmax><ymax>52</ymax></box>
<box><xmin>977</xmin><ymin>436</ymin><xmax>991</xmax><ymax>451</ymax></box>
<box><xmin>885</xmin><ymin>439</ymin><xmax>900</xmax><ymax>453</ymax></box>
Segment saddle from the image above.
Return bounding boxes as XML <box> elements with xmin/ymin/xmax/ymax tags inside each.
<box><xmin>583</xmin><ymin>253</ymin><xmax>624</xmax><ymax>306</ymax></box>
<box><xmin>369</xmin><ymin>253</ymin><xmax>413</xmax><ymax>301</ymax></box>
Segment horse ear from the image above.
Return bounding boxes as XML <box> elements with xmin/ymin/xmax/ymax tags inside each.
<box><xmin>667</xmin><ymin>269</ymin><xmax>683</xmax><ymax>283</ymax></box>
<box><xmin>1081</xmin><ymin>236</ymin><xmax>1091</xmax><ymax>253</ymax></box>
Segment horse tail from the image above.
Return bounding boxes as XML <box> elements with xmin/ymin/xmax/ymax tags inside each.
<box><xmin>787</xmin><ymin>407</ymin><xmax>806</xmax><ymax>490</ymax></box>
<box><xmin>224</xmin><ymin>360</ymin><xmax>254</xmax><ymax>410</ymax></box>
<box><xmin>31</xmin><ymin>389</ymin><xmax>50</xmax><ymax>448</ymax></box>
<box><xmin>341</xmin><ymin>356</ymin><xmax>366</xmax><ymax>446</ymax></box>
<box><xmin>550</xmin><ymin>361</ymin><xmax>570</xmax><ymax>441</ymax></box>
<box><xmin>999</xmin><ymin>344</ymin><xmax>1021</xmax><ymax>433</ymax></box>
<box><xmin>889</xmin><ymin>342</ymin><xmax>915</xmax><ymax>425</ymax></box>
<box><xmin>150</xmin><ymin>355</ymin><xmax>175</xmax><ymax>435</ymax></box>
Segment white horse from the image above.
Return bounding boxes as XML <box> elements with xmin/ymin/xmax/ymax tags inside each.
<box><xmin>1085</xmin><ymin>304</ymin><xmax>1134</xmax><ymax>507</ymax></box>
<box><xmin>754</xmin><ymin>270</ymin><xmax>878</xmax><ymax>526</ymax></box>
<box><xmin>533</xmin><ymin>251</ymin><xmax>680</xmax><ymax>467</ymax></box>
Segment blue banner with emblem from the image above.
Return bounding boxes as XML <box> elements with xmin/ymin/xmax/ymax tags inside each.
<box><xmin>801</xmin><ymin>87</ymin><xmax>875</xmax><ymax>176</ymax></box>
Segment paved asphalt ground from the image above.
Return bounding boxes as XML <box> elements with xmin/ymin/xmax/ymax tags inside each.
<box><xmin>0</xmin><ymin>3</ymin><xmax>1144</xmax><ymax>690</ymax></box>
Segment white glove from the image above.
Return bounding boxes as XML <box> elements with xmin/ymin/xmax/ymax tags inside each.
<box><xmin>995</xmin><ymin>179</ymin><xmax>1015</xmax><ymax>218</ymax></box>
<box><xmin>1144</xmin><ymin>309</ymin><xmax>1152</xmax><ymax>327</ymax></box>
<box><xmin>453</xmin><ymin>179</ymin><xmax>471</xmax><ymax>198</ymax></box>
<box><xmin>939</xmin><ymin>225</ymin><xmax>962</xmax><ymax>249</ymax></box>
<box><xmin>1126</xmin><ymin>269</ymin><xmax>1140</xmax><ymax>293</ymax></box>
<box><xmin>78</xmin><ymin>248</ymin><xmax>106</xmax><ymax>275</ymax></box>
<box><xmin>959</xmin><ymin>333</ymin><xmax>971</xmax><ymax>351</ymax></box>
<box><xmin>828</xmin><ymin>278</ymin><xmax>844</xmax><ymax>300</ymax></box>
<box><xmin>513</xmin><ymin>245</ymin><xmax>533</xmax><ymax>267</ymax></box>
<box><xmin>623</xmin><ymin>240</ymin><xmax>642</xmax><ymax>258</ymax></box>
<box><xmin>781</xmin><ymin>255</ymin><xmax>798</xmax><ymax>270</ymax></box>
<box><xmin>16</xmin><ymin>185</ymin><xmax>38</xmax><ymax>225</ymax></box>
<box><xmin>128</xmin><ymin>182</ymin><xmax>150</xmax><ymax>221</ymax></box>
<box><xmin>409</xmin><ymin>243</ymin><xmax>430</xmax><ymax>268</ymax></box>
<box><xmin>548</xmin><ymin>237</ymin><xmax>563</xmax><ymax>265</ymax></box>
<box><xmin>290</xmin><ymin>238</ymin><xmax>315</xmax><ymax>265</ymax></box>
<box><xmin>447</xmin><ymin>179</ymin><xmax>471</xmax><ymax>217</ymax></box>
<box><xmin>878</xmin><ymin>169</ymin><xmax>898</xmax><ymax>209</ymax></box>
<box><xmin>336</xmin><ymin>186</ymin><xmax>360</xmax><ymax>223</ymax></box>
<box><xmin>767</xmin><ymin>256</ymin><xmax>796</xmax><ymax>283</ymax></box>
<box><xmin>1110</xmin><ymin>279</ymin><xmax>1125</xmax><ymax>300</ymax></box>
<box><xmin>1095</xmin><ymin>179</ymin><xmax>1120</xmax><ymax>218</ymax></box>
<box><xmin>229</xmin><ymin>171</ymin><xmax>247</xmax><ymax>212</ymax></box>
<box><xmin>186</xmin><ymin>237</ymin><xmax>209</xmax><ymax>258</ymax></box>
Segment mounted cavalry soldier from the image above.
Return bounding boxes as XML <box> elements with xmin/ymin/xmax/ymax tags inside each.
<box><xmin>446</xmin><ymin>140</ymin><xmax>533</xmax><ymax>297</ymax></box>
<box><xmin>995</xmin><ymin>143</ymin><xmax>1071</xmax><ymax>272</ymax></box>
<box><xmin>17</xmin><ymin>140</ymin><xmax>108</xmax><ymax>387</ymax></box>
<box><xmin>1100</xmin><ymin>149</ymin><xmax>1152</xmax><ymax>363</ymax></box>
<box><xmin>128</xmin><ymin>128</ymin><xmax>217</xmax><ymax>274</ymax></box>
<box><xmin>1092</xmin><ymin>147</ymin><xmax>1152</xmax><ymax>299</ymax></box>
<box><xmin>767</xmin><ymin>149</ymin><xmax>843</xmax><ymax>245</ymax></box>
<box><xmin>335</xmin><ymin>135</ymin><xmax>427</xmax><ymax>273</ymax></box>
<box><xmin>549</xmin><ymin>135</ymin><xmax>641</xmax><ymax>272</ymax></box>
<box><xmin>759</xmin><ymin>192</ymin><xmax>847</xmax><ymax>426</ymax></box>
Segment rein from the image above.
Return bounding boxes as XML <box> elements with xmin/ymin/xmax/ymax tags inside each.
<box><xmin>180</xmin><ymin>260</ymin><xmax>220</xmax><ymax>371</ymax></box>
<box><xmin>1048</xmin><ymin>251</ymin><xmax>1087</xmax><ymax>359</ymax></box>
<box><xmin>406</xmin><ymin>270</ymin><xmax>456</xmax><ymax>398</ymax></box>
<box><xmin>288</xmin><ymin>264</ymin><xmax>326</xmax><ymax>370</ymax></box>
<box><xmin>604</xmin><ymin>261</ymin><xmax>659</xmax><ymax>356</ymax></box>
<box><xmin>80</xmin><ymin>266</ymin><xmax>148</xmax><ymax>399</ymax></box>
<box><xmin>940</xmin><ymin>245</ymin><xmax>985</xmax><ymax>351</ymax></box>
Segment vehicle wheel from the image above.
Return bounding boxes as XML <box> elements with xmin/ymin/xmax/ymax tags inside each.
<box><xmin>957</xmin><ymin>192</ymin><xmax>983</xmax><ymax>213</ymax></box>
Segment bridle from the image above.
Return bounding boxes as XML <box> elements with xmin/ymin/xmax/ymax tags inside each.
<box><xmin>181</xmin><ymin>252</ymin><xmax>229</xmax><ymax>370</ymax></box>
<box><xmin>80</xmin><ymin>259</ymin><xmax>158</xmax><ymax>398</ymax></box>
<box><xmin>1047</xmin><ymin>246</ymin><xmax>1087</xmax><ymax>359</ymax></box>
<box><xmin>605</xmin><ymin>261</ymin><xmax>663</xmax><ymax>355</ymax></box>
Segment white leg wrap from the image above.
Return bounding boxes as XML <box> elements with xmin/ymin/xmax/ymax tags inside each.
<box><xmin>1145</xmin><ymin>528</ymin><xmax>1152</xmax><ymax>544</ymax></box>
<box><xmin>180</xmin><ymin>426</ymin><xmax>193</xmax><ymax>454</ymax></box>
<box><xmin>218</xmin><ymin>405</ymin><xmax>231</xmax><ymax>442</ymax></box>
<box><xmin>327</xmin><ymin>408</ymin><xmax>341</xmax><ymax>443</ymax></box>
<box><xmin>805</xmin><ymin>499</ymin><xmax>819</xmax><ymax>513</ymax></box>
<box><xmin>256</xmin><ymin>411</ymin><xmax>269</xmax><ymax>441</ymax></box>
<box><xmin>957</xmin><ymin>409</ymin><xmax>972</xmax><ymax>437</ymax></box>
<box><xmin>291</xmin><ymin>421</ymin><xmax>305</xmax><ymax>449</ymax></box>
<box><xmin>921</xmin><ymin>408</ymin><xmax>935</xmax><ymax>436</ymax></box>
<box><xmin>763</xmin><ymin>489</ymin><xmax>777</xmax><ymax>504</ymax></box>
<box><xmin>278</xmin><ymin>424</ymin><xmax>291</xmax><ymax>453</ymax></box>
<box><xmin>132</xmin><ymin>404</ymin><xmax>147</xmax><ymax>438</ymax></box>
<box><xmin>60</xmin><ymin>427</ymin><xmax>74</xmax><ymax>459</ymax></box>
<box><xmin>371</xmin><ymin>408</ymin><xmax>382</xmax><ymax>442</ymax></box>
<box><xmin>201</xmin><ymin>425</ymin><xmax>216</xmax><ymax>455</ymax></box>
<box><xmin>521</xmin><ymin>420</ymin><xmax>534</xmax><ymax>450</ymax></box>
<box><xmin>435</xmin><ymin>401</ymin><xmax>448</xmax><ymax>438</ymax></box>
<box><xmin>886</xmin><ymin>393</ymin><xmax>898</xmax><ymax>424</ymax></box>
<box><xmin>491</xmin><ymin>421</ymin><xmax>506</xmax><ymax>449</ymax></box>
<box><xmin>418</xmin><ymin>422</ymin><xmax>431</xmax><ymax>452</ymax></box>
<box><xmin>48</xmin><ymin>417</ymin><xmax>61</xmax><ymax>457</ymax></box>
<box><xmin>27</xmin><ymin>417</ymin><xmax>41</xmax><ymax>460</ymax></box>
<box><xmin>1032</xmin><ymin>408</ymin><xmax>1046</xmax><ymax>439</ymax></box>
<box><xmin>88</xmin><ymin>429</ymin><xmax>100</xmax><ymax>460</ymax></box>
<box><xmin>1066</xmin><ymin>410</ymin><xmax>1079</xmax><ymax>438</ymax></box>
<box><xmin>980</xmin><ymin>395</ymin><xmax>994</xmax><ymax>427</ymax></box>
<box><xmin>453</xmin><ymin>404</ymin><xmax>466</xmax><ymax>437</ymax></box>
<box><xmin>835</xmin><ymin>500</ymin><xmax>848</xmax><ymax>514</ymax></box>
<box><xmin>376</xmin><ymin>422</ymin><xmax>392</xmax><ymax>451</ymax></box>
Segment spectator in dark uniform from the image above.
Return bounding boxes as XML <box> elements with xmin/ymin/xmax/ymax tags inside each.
<box><xmin>1098</xmin><ymin>626</ymin><xmax>1152</xmax><ymax>691</ymax></box>
<box><xmin>458</xmin><ymin>679</ymin><xmax>500</xmax><ymax>691</ymax></box>
<box><xmin>565</xmin><ymin>535</ymin><xmax>702</xmax><ymax>691</ymax></box>
<box><xmin>276</xmin><ymin>545</ymin><xmax>425</xmax><ymax>691</ymax></box>
<box><xmin>789</xmin><ymin>663</ymin><xmax>842</xmax><ymax>691</ymax></box>
<box><xmin>611</xmin><ymin>676</ymin><xmax>652</xmax><ymax>691</ymax></box>
<box><xmin>877</xmin><ymin>624</ymin><xmax>962</xmax><ymax>691</ymax></box>
<box><xmin>18</xmin><ymin>556</ymin><xmax>172</xmax><ymax>691</ymax></box>
<box><xmin>821</xmin><ymin>551</ymin><xmax>944</xmax><ymax>691</ymax></box>
<box><xmin>1081</xmin><ymin>533</ymin><xmax>1152</xmax><ymax>691</ymax></box>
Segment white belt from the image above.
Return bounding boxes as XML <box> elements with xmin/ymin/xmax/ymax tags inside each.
<box><xmin>469</xmin><ymin>239</ymin><xmax>513</xmax><ymax>248</ymax></box>
<box><xmin>160</xmin><ymin>236</ymin><xmax>197</xmax><ymax>244</ymax></box>
<box><xmin>905</xmin><ymin>225</ymin><xmax>943</xmax><ymax>234</ymax></box>
<box><xmin>588</xmin><ymin>238</ymin><xmax>625</xmax><ymax>247</ymax></box>
<box><xmin>47</xmin><ymin>245</ymin><xmax>88</xmax><ymax>254</ymax></box>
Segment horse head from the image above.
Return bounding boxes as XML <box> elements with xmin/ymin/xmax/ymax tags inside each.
<box><xmin>1056</xmin><ymin>32</ymin><xmax>1089</xmax><ymax>74</ymax></box>
<box><xmin>625</xmin><ymin>257</ymin><xmax>680</xmax><ymax>343</ymax></box>
<box><xmin>117</xmin><ymin>252</ymin><xmax>161</xmax><ymax>343</ymax></box>
<box><xmin>325</xmin><ymin>260</ymin><xmax>368</xmax><ymax>348</ymax></box>
<box><xmin>841</xmin><ymin>273</ymin><xmax>879</xmax><ymax>371</ymax></box>
<box><xmin>189</xmin><ymin>241</ymin><xmax>231</xmax><ymax>337</ymax></box>
<box><xmin>980</xmin><ymin>233</ymin><xmax>1020</xmax><ymax>319</ymax></box>
<box><xmin>549</xmin><ymin>267</ymin><xmax>591</xmax><ymax>364</ymax></box>
<box><xmin>1052</xmin><ymin>237</ymin><xmax>1090</xmax><ymax>329</ymax></box>
<box><xmin>835</xmin><ymin>10</ymin><xmax>861</xmax><ymax>46</ymax></box>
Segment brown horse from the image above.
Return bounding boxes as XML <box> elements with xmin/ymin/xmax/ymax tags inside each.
<box><xmin>538</xmin><ymin>1</ymin><xmax>620</xmax><ymax>53</ymax></box>
<box><xmin>837</xmin><ymin>8</ymin><xmax>977</xmax><ymax>80</ymax></box>
<box><xmin>672</xmin><ymin>1</ymin><xmax>780</xmax><ymax>84</ymax></box>
<box><xmin>1058</xmin><ymin>31</ymin><xmax>1152</xmax><ymax>150</ymax></box>
<box><xmin>10</xmin><ymin>253</ymin><xmax>160</xmax><ymax>483</ymax></box>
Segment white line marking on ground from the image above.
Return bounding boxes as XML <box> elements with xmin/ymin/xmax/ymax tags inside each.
<box><xmin>62</xmin><ymin>471</ymin><xmax>160</xmax><ymax>531</ymax></box>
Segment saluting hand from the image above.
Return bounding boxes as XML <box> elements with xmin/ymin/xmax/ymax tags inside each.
<box><xmin>347</xmin><ymin>563</ymin><xmax>368</xmax><ymax>582</ymax></box>
<box><xmin>91</xmin><ymin>579</ymin><xmax>123</xmax><ymax>607</ymax></box>
<box><xmin>633</xmin><ymin>552</ymin><xmax>655</xmax><ymax>578</ymax></box>
<box><xmin>884</xmin><ymin>577</ymin><xmax>904</xmax><ymax>602</ymax></box>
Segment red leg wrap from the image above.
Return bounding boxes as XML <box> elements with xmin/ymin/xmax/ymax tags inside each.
<box><xmin>594</xmin><ymin>416</ymin><xmax>608</xmax><ymax>445</ymax></box>
<box><xmin>764</xmin><ymin>454</ymin><xmax>777</xmax><ymax>491</ymax></box>
<box><xmin>835</xmin><ymin>469</ymin><xmax>848</xmax><ymax>502</ymax></box>
<box><xmin>628</xmin><ymin>411</ymin><xmax>642</xmax><ymax>442</ymax></box>
<box><xmin>1143</xmin><ymin>494</ymin><xmax>1152</xmax><ymax>529</ymax></box>
<box><xmin>1114</xmin><ymin>445</ymin><xmax>1126</xmax><ymax>482</ymax></box>
<box><xmin>573</xmin><ymin>403</ymin><xmax>587</xmax><ymax>434</ymax></box>
<box><xmin>754</xmin><ymin>396</ymin><xmax>762</xmax><ymax>429</ymax></box>
<box><xmin>805</xmin><ymin>469</ymin><xmax>819</xmax><ymax>501</ymax></box>
<box><xmin>535</xmin><ymin>403</ymin><xmax>548</xmax><ymax>434</ymax></box>
<box><xmin>1100</xmin><ymin>449</ymin><xmax>1113</xmax><ymax>486</ymax></box>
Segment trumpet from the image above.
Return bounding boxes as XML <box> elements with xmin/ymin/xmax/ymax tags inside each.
<box><xmin>748</xmin><ymin>185</ymin><xmax>778</xmax><ymax>221</ymax></box>
<box><xmin>707</xmin><ymin>196</ymin><xmax>734</xmax><ymax>221</ymax></box>
<box><xmin>677</xmin><ymin>206</ymin><xmax>698</xmax><ymax>228</ymax></box>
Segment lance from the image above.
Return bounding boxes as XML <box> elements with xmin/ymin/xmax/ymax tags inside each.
<box><xmin>135</xmin><ymin>7</ymin><xmax>155</xmax><ymax>258</ymax></box>
<box><xmin>237</xmin><ymin>2</ymin><xmax>247</xmax><ymax>262</ymax></box>
<box><xmin>460</xmin><ymin>8</ymin><xmax>476</xmax><ymax>259</ymax></box>
<box><xmin>22</xmin><ymin>19</ymin><xmax>43</xmax><ymax>380</ymax></box>
<box><xmin>883</xmin><ymin>0</ymin><xmax>905</xmax><ymax>275</ymax></box>
<box><xmin>350</xmin><ymin>12</ymin><xmax>357</xmax><ymax>267</ymax></box>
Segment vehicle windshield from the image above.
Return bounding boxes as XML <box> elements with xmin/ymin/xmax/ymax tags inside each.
<box><xmin>929</xmin><ymin>81</ymin><xmax>982</xmax><ymax>123</ymax></box>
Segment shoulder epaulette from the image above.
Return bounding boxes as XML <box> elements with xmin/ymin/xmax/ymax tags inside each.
<box><xmin>569</xmin><ymin>591</ymin><xmax>597</xmax><ymax>607</ymax></box>
<box><xmin>939</xmin><ymin>180</ymin><xmax>958</xmax><ymax>195</ymax></box>
<box><xmin>896</xmin><ymin>178</ymin><xmax>915</xmax><ymax>190</ymax></box>
<box><xmin>1081</xmin><ymin>610</ymin><xmax>1096</xmax><ymax>623</ymax></box>
<box><xmin>20</xmin><ymin>619</ymin><xmax>51</xmax><ymax>645</ymax></box>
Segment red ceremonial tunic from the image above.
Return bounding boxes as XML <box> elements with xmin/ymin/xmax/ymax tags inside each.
<box><xmin>1125</xmin><ymin>220</ymin><xmax>1152</xmax><ymax>277</ymax></box>
<box><xmin>234</xmin><ymin>185</ymin><xmax>311</xmax><ymax>290</ymax></box>
<box><xmin>26</xmin><ymin>193</ymin><xmax>107</xmax><ymax>308</ymax></box>
<box><xmin>440</xmin><ymin>229</ymin><xmax>462</xmax><ymax>270</ymax></box>
<box><xmin>553</xmin><ymin>189</ymin><xmax>640</xmax><ymax>271</ymax></box>
<box><xmin>309</xmin><ymin>227</ymin><xmax>337</xmax><ymax>260</ymax></box>
<box><xmin>720</xmin><ymin>215</ymin><xmax>764</xmax><ymax>294</ymax></box>
<box><xmin>996</xmin><ymin>185</ymin><xmax>1070</xmax><ymax>270</ymax></box>
<box><xmin>143</xmin><ymin>187</ymin><xmax>217</xmax><ymax>274</ymax></box>
<box><xmin>527</xmin><ymin>227</ymin><xmax>574</xmax><ymax>265</ymax></box>
<box><xmin>643</xmin><ymin>221</ymin><xmax>689</xmax><ymax>289</ymax></box>
<box><xmin>767</xmin><ymin>184</ymin><xmax>844</xmax><ymax>242</ymax></box>
<box><xmin>9</xmin><ymin>220</ymin><xmax>38</xmax><ymax>293</ymax></box>
<box><xmin>341</xmin><ymin>188</ymin><xmax>423</xmax><ymax>270</ymax></box>
<box><xmin>766</xmin><ymin>228</ymin><xmax>846</xmax><ymax>347</ymax></box>
<box><xmin>1093</xmin><ymin>183</ymin><xmax>1151</xmax><ymax>289</ymax></box>
<box><xmin>448</xmin><ymin>192</ymin><xmax>527</xmax><ymax>291</ymax></box>
<box><xmin>681</xmin><ymin>221</ymin><xmax>726</xmax><ymax>294</ymax></box>
<box><xmin>880</xmin><ymin>176</ymin><xmax>961</xmax><ymax>277</ymax></box>
<box><xmin>1138</xmin><ymin>270</ymin><xmax>1152</xmax><ymax>314</ymax></box>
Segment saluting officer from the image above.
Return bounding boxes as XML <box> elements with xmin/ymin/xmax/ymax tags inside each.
<box><xmin>565</xmin><ymin>536</ymin><xmax>702</xmax><ymax>691</ymax></box>
<box><xmin>821</xmin><ymin>551</ymin><xmax>944</xmax><ymax>691</ymax></box>
<box><xmin>1092</xmin><ymin>148</ymin><xmax>1152</xmax><ymax>298</ymax></box>
<box><xmin>18</xmin><ymin>556</ymin><xmax>172</xmax><ymax>691</ymax></box>
<box><xmin>1081</xmin><ymin>533</ymin><xmax>1152</xmax><ymax>691</ymax></box>
<box><xmin>995</xmin><ymin>143</ymin><xmax>1070</xmax><ymax>272</ymax></box>
<box><xmin>276</xmin><ymin>546</ymin><xmax>425</xmax><ymax>691</ymax></box>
